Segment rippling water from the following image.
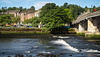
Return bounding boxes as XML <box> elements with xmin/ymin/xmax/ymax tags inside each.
<box><xmin>0</xmin><ymin>35</ymin><xmax>100</xmax><ymax>57</ymax></box>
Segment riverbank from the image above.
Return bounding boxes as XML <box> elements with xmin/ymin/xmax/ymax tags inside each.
<box><xmin>0</xmin><ymin>31</ymin><xmax>54</xmax><ymax>38</ymax></box>
<box><xmin>76</xmin><ymin>33</ymin><xmax>100</xmax><ymax>41</ymax></box>
<box><xmin>0</xmin><ymin>31</ymin><xmax>75</xmax><ymax>38</ymax></box>
<box><xmin>1</xmin><ymin>30</ymin><xmax>100</xmax><ymax>42</ymax></box>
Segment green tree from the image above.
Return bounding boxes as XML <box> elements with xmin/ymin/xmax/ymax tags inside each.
<box><xmin>0</xmin><ymin>15</ymin><xmax>12</xmax><ymax>26</ymax></box>
<box><xmin>67</xmin><ymin>4</ymin><xmax>84</xmax><ymax>20</ymax></box>
<box><xmin>1</xmin><ymin>7</ymin><xmax>7</xmax><ymax>12</ymax></box>
<box><xmin>31</xmin><ymin>6</ymin><xmax>35</xmax><ymax>12</ymax></box>
<box><xmin>31</xmin><ymin>17</ymin><xmax>41</xmax><ymax>27</ymax></box>
<box><xmin>92</xmin><ymin>5</ymin><xmax>96</xmax><ymax>12</ymax></box>
<box><xmin>96</xmin><ymin>6</ymin><xmax>100</xmax><ymax>11</ymax></box>
<box><xmin>40</xmin><ymin>3</ymin><xmax>58</xmax><ymax>18</ymax></box>
<box><xmin>84</xmin><ymin>6</ymin><xmax>89</xmax><ymax>12</ymax></box>
<box><xmin>61</xmin><ymin>2</ymin><xmax>68</xmax><ymax>9</ymax></box>
<box><xmin>40</xmin><ymin>3</ymin><xmax>72</xmax><ymax>31</ymax></box>
<box><xmin>19</xmin><ymin>7</ymin><xmax>23</xmax><ymax>10</ymax></box>
<box><xmin>23</xmin><ymin>17</ymin><xmax>41</xmax><ymax>27</ymax></box>
<box><xmin>12</xmin><ymin>16</ymin><xmax>20</xmax><ymax>24</ymax></box>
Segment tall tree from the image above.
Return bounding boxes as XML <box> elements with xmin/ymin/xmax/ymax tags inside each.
<box><xmin>62</xmin><ymin>2</ymin><xmax>68</xmax><ymax>9</ymax></box>
<box><xmin>19</xmin><ymin>7</ymin><xmax>23</xmax><ymax>10</ymax></box>
<box><xmin>40</xmin><ymin>3</ymin><xmax>58</xmax><ymax>18</ymax></box>
<box><xmin>0</xmin><ymin>15</ymin><xmax>12</xmax><ymax>26</ymax></box>
<box><xmin>67</xmin><ymin>4</ymin><xmax>84</xmax><ymax>20</ymax></box>
<box><xmin>12</xmin><ymin>16</ymin><xmax>20</xmax><ymax>24</ymax></box>
<box><xmin>31</xmin><ymin>6</ymin><xmax>35</xmax><ymax>12</ymax></box>
<box><xmin>40</xmin><ymin>3</ymin><xmax>72</xmax><ymax>30</ymax></box>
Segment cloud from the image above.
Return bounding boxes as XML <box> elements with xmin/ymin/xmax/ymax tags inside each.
<box><xmin>1</xmin><ymin>0</ymin><xmax>33</xmax><ymax>4</ymax></box>
<box><xmin>12</xmin><ymin>0</ymin><xmax>32</xmax><ymax>2</ymax></box>
<box><xmin>25</xmin><ymin>0</ymin><xmax>32</xmax><ymax>2</ymax></box>
<box><xmin>34</xmin><ymin>1</ymin><xmax>52</xmax><ymax>10</ymax></box>
<box><xmin>1</xmin><ymin>0</ymin><xmax>12</xmax><ymax>4</ymax></box>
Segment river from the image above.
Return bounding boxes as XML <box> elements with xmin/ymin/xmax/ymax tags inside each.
<box><xmin>0</xmin><ymin>35</ymin><xmax>100</xmax><ymax>57</ymax></box>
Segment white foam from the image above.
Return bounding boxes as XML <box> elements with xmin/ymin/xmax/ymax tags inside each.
<box><xmin>25</xmin><ymin>51</ymin><xmax>31</xmax><ymax>53</ymax></box>
<box><xmin>39</xmin><ymin>51</ymin><xmax>50</xmax><ymax>54</ymax></box>
<box><xmin>81</xmin><ymin>49</ymin><xmax>100</xmax><ymax>52</ymax></box>
<box><xmin>53</xmin><ymin>36</ymin><xmax>69</xmax><ymax>39</ymax></box>
<box><xmin>51</xmin><ymin>39</ymin><xmax>100</xmax><ymax>53</ymax></box>
<box><xmin>53</xmin><ymin>36</ymin><xmax>58</xmax><ymax>38</ymax></box>
<box><xmin>34</xmin><ymin>46</ymin><xmax>38</xmax><ymax>48</ymax></box>
<box><xmin>58</xmin><ymin>36</ymin><xmax>69</xmax><ymax>38</ymax></box>
<box><xmin>50</xmin><ymin>39</ymin><xmax>79</xmax><ymax>52</ymax></box>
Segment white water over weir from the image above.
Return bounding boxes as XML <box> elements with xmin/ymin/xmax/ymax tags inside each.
<box><xmin>51</xmin><ymin>39</ymin><xmax>79</xmax><ymax>52</ymax></box>
<box><xmin>51</xmin><ymin>36</ymin><xmax>100</xmax><ymax>53</ymax></box>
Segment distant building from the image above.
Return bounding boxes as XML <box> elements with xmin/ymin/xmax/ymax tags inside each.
<box><xmin>0</xmin><ymin>8</ymin><xmax>41</xmax><ymax>24</ymax></box>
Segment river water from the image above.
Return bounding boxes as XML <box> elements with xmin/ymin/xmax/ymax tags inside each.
<box><xmin>0</xmin><ymin>35</ymin><xmax>100</xmax><ymax>57</ymax></box>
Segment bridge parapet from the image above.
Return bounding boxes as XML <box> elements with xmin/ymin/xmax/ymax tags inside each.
<box><xmin>73</xmin><ymin>10</ymin><xmax>100</xmax><ymax>24</ymax></box>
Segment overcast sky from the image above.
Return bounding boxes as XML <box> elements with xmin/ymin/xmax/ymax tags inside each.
<box><xmin>0</xmin><ymin>0</ymin><xmax>100</xmax><ymax>10</ymax></box>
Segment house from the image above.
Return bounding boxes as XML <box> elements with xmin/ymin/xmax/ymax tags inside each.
<box><xmin>0</xmin><ymin>8</ymin><xmax>41</xmax><ymax>24</ymax></box>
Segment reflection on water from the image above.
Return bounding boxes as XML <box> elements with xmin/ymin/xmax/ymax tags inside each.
<box><xmin>0</xmin><ymin>35</ymin><xmax>100</xmax><ymax>57</ymax></box>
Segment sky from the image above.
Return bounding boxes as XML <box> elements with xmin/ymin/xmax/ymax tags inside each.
<box><xmin>0</xmin><ymin>0</ymin><xmax>100</xmax><ymax>10</ymax></box>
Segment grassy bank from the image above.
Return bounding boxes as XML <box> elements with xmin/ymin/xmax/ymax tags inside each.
<box><xmin>76</xmin><ymin>33</ymin><xmax>100</xmax><ymax>41</ymax></box>
<box><xmin>0</xmin><ymin>28</ymin><xmax>51</xmax><ymax>38</ymax></box>
<box><xmin>0</xmin><ymin>31</ymin><xmax>53</xmax><ymax>38</ymax></box>
<box><xmin>0</xmin><ymin>28</ymin><xmax>76</xmax><ymax>38</ymax></box>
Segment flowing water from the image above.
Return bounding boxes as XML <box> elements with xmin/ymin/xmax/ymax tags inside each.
<box><xmin>0</xmin><ymin>35</ymin><xmax>100</xmax><ymax>57</ymax></box>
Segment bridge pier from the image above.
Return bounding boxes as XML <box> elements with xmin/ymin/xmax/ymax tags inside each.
<box><xmin>87</xmin><ymin>17</ymin><xmax>99</xmax><ymax>33</ymax></box>
<box><xmin>78</xmin><ymin>20</ymin><xmax>87</xmax><ymax>32</ymax></box>
<box><xmin>79</xmin><ymin>22</ymin><xmax>85</xmax><ymax>32</ymax></box>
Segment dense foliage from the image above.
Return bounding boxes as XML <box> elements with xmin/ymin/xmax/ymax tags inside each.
<box><xmin>0</xmin><ymin>15</ymin><xmax>20</xmax><ymax>26</ymax></box>
<box><xmin>23</xmin><ymin>17</ymin><xmax>41</xmax><ymax>27</ymax></box>
<box><xmin>0</xmin><ymin>15</ymin><xmax>12</xmax><ymax>26</ymax></box>
<box><xmin>0</xmin><ymin>6</ymin><xmax>35</xmax><ymax>12</ymax></box>
<box><xmin>12</xmin><ymin>16</ymin><xmax>20</xmax><ymax>24</ymax></box>
<box><xmin>40</xmin><ymin>3</ymin><xmax>73</xmax><ymax>31</ymax></box>
<box><xmin>67</xmin><ymin>4</ymin><xmax>84</xmax><ymax>20</ymax></box>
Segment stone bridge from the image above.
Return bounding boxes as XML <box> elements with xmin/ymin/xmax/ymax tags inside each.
<box><xmin>72</xmin><ymin>10</ymin><xmax>100</xmax><ymax>33</ymax></box>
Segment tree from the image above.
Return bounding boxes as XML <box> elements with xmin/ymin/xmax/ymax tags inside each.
<box><xmin>31</xmin><ymin>17</ymin><xmax>41</xmax><ymax>27</ymax></box>
<box><xmin>0</xmin><ymin>15</ymin><xmax>12</xmax><ymax>26</ymax></box>
<box><xmin>19</xmin><ymin>7</ymin><xmax>23</xmax><ymax>10</ymax></box>
<box><xmin>61</xmin><ymin>2</ymin><xmax>68</xmax><ymax>9</ymax></box>
<box><xmin>40</xmin><ymin>3</ymin><xmax>58</xmax><ymax>18</ymax></box>
<box><xmin>84</xmin><ymin>6</ymin><xmax>89</xmax><ymax>12</ymax></box>
<box><xmin>31</xmin><ymin>6</ymin><xmax>35</xmax><ymax>12</ymax></box>
<box><xmin>40</xmin><ymin>3</ymin><xmax>72</xmax><ymax>31</ymax></box>
<box><xmin>93</xmin><ymin>5</ymin><xmax>96</xmax><ymax>12</ymax></box>
<box><xmin>96</xmin><ymin>6</ymin><xmax>100</xmax><ymax>11</ymax></box>
<box><xmin>67</xmin><ymin>4</ymin><xmax>84</xmax><ymax>20</ymax></box>
<box><xmin>23</xmin><ymin>17</ymin><xmax>41</xmax><ymax>27</ymax></box>
<box><xmin>12</xmin><ymin>16</ymin><xmax>20</xmax><ymax>24</ymax></box>
<box><xmin>1</xmin><ymin>7</ymin><xmax>6</xmax><ymax>12</ymax></box>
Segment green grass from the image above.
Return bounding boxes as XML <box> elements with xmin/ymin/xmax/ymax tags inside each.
<box><xmin>85</xmin><ymin>35</ymin><xmax>100</xmax><ymax>38</ymax></box>
<box><xmin>76</xmin><ymin>33</ymin><xmax>85</xmax><ymax>36</ymax></box>
<box><xmin>0</xmin><ymin>31</ymin><xmax>50</xmax><ymax>35</ymax></box>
